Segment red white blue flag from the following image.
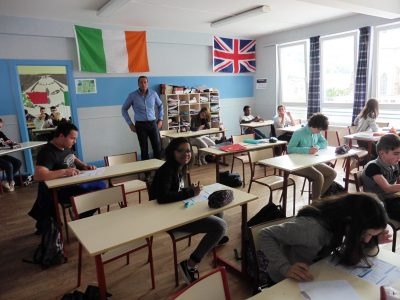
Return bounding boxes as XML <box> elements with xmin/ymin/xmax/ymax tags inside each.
<box><xmin>213</xmin><ymin>36</ymin><xmax>256</xmax><ymax>73</ymax></box>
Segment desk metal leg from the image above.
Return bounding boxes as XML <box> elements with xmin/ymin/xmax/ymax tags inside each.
<box><xmin>214</xmin><ymin>204</ymin><xmax>248</xmax><ymax>277</ymax></box>
<box><xmin>345</xmin><ymin>156</ymin><xmax>351</xmax><ymax>191</ymax></box>
<box><xmin>216</xmin><ymin>156</ymin><xmax>220</xmax><ymax>183</ymax></box>
<box><xmin>281</xmin><ymin>172</ymin><xmax>289</xmax><ymax>217</ymax></box>
<box><xmin>95</xmin><ymin>255</ymin><xmax>107</xmax><ymax>300</ymax></box>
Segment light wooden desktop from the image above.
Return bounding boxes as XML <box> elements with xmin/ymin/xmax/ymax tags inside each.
<box><xmin>162</xmin><ymin>128</ymin><xmax>225</xmax><ymax>139</ymax></box>
<box><xmin>240</xmin><ymin>120</ymin><xmax>274</xmax><ymax>134</ymax></box>
<box><xmin>248</xmin><ymin>249</ymin><xmax>400</xmax><ymax>300</ymax></box>
<box><xmin>45</xmin><ymin>158</ymin><xmax>165</xmax><ymax>245</ymax></box>
<box><xmin>0</xmin><ymin>141</ymin><xmax>46</xmax><ymax>156</ymax></box>
<box><xmin>344</xmin><ymin>131</ymin><xmax>383</xmax><ymax>160</ymax></box>
<box><xmin>258</xmin><ymin>146</ymin><xmax>363</xmax><ymax>215</ymax></box>
<box><xmin>275</xmin><ymin>124</ymin><xmax>302</xmax><ymax>136</ymax></box>
<box><xmin>68</xmin><ymin>184</ymin><xmax>258</xmax><ymax>300</ymax></box>
<box><xmin>200</xmin><ymin>140</ymin><xmax>286</xmax><ymax>182</ymax></box>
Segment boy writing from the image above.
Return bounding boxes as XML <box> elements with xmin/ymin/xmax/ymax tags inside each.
<box><xmin>362</xmin><ymin>134</ymin><xmax>400</xmax><ymax>221</ymax></box>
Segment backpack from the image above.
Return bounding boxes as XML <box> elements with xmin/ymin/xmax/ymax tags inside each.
<box><xmin>243</xmin><ymin>202</ymin><xmax>285</xmax><ymax>289</ymax></box>
<box><xmin>219</xmin><ymin>171</ymin><xmax>242</xmax><ymax>187</ymax></box>
<box><xmin>24</xmin><ymin>218</ymin><xmax>67</xmax><ymax>268</ymax></box>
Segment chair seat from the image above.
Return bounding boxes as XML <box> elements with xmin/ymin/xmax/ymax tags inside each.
<box><xmin>253</xmin><ymin>176</ymin><xmax>295</xmax><ymax>190</ymax></box>
<box><xmin>388</xmin><ymin>218</ymin><xmax>400</xmax><ymax>229</ymax></box>
<box><xmin>112</xmin><ymin>179</ymin><xmax>147</xmax><ymax>193</ymax></box>
<box><xmin>101</xmin><ymin>239</ymin><xmax>147</xmax><ymax>262</ymax></box>
<box><xmin>233</xmin><ymin>154</ymin><xmax>249</xmax><ymax>163</ymax></box>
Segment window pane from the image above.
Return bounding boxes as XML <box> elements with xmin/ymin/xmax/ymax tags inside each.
<box><xmin>279</xmin><ymin>44</ymin><xmax>307</xmax><ymax>103</ymax></box>
<box><xmin>322</xmin><ymin>35</ymin><xmax>355</xmax><ymax>104</ymax></box>
<box><xmin>377</xmin><ymin>27</ymin><xmax>400</xmax><ymax>105</ymax></box>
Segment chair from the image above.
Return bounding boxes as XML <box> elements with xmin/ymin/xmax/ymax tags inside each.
<box><xmin>104</xmin><ymin>152</ymin><xmax>147</xmax><ymax>203</ymax></box>
<box><xmin>70</xmin><ymin>185</ymin><xmax>155</xmax><ymax>289</ymax></box>
<box><xmin>249</xmin><ymin>217</ymin><xmax>292</xmax><ymax>290</ymax></box>
<box><xmin>230</xmin><ymin>133</ymin><xmax>254</xmax><ymax>187</ymax></box>
<box><xmin>247</xmin><ymin>148</ymin><xmax>296</xmax><ymax>215</ymax></box>
<box><xmin>160</xmin><ymin>129</ymin><xmax>178</xmax><ymax>151</ymax></box>
<box><xmin>171</xmin><ymin>267</ymin><xmax>231</xmax><ymax>300</ymax></box>
<box><xmin>353</xmin><ymin>171</ymin><xmax>399</xmax><ymax>252</ymax></box>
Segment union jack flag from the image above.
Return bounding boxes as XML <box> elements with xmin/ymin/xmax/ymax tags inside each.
<box><xmin>213</xmin><ymin>36</ymin><xmax>256</xmax><ymax>73</ymax></box>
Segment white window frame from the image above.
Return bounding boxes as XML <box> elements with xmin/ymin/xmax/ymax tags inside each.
<box><xmin>372</xmin><ymin>22</ymin><xmax>400</xmax><ymax>111</ymax></box>
<box><xmin>320</xmin><ymin>31</ymin><xmax>358</xmax><ymax>109</ymax></box>
<box><xmin>277</xmin><ymin>40</ymin><xmax>308</xmax><ymax>107</ymax></box>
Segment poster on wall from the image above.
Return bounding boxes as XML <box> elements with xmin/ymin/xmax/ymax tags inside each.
<box><xmin>75</xmin><ymin>79</ymin><xmax>97</xmax><ymax>94</ymax></box>
<box><xmin>256</xmin><ymin>78</ymin><xmax>267</xmax><ymax>89</ymax></box>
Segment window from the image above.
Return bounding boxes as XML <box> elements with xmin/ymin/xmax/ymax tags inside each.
<box><xmin>321</xmin><ymin>33</ymin><xmax>357</xmax><ymax>105</ymax></box>
<box><xmin>376</xmin><ymin>25</ymin><xmax>400</xmax><ymax>105</ymax></box>
<box><xmin>278</xmin><ymin>42</ymin><xmax>307</xmax><ymax>104</ymax></box>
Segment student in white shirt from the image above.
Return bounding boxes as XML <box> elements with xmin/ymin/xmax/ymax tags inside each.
<box><xmin>239</xmin><ymin>105</ymin><xmax>267</xmax><ymax>139</ymax></box>
<box><xmin>273</xmin><ymin>105</ymin><xmax>296</xmax><ymax>142</ymax></box>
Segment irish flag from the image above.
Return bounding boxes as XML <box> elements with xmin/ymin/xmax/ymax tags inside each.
<box><xmin>74</xmin><ymin>25</ymin><xmax>149</xmax><ymax>73</ymax></box>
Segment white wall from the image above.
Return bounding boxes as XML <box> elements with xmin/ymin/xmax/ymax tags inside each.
<box><xmin>0</xmin><ymin>15</ymin><xmax>253</xmax><ymax>164</ymax></box>
<box><xmin>255</xmin><ymin>14</ymin><xmax>399</xmax><ymax>121</ymax></box>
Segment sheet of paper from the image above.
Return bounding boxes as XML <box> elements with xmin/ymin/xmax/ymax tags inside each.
<box><xmin>75</xmin><ymin>167</ymin><xmax>106</xmax><ymax>178</ymax></box>
<box><xmin>183</xmin><ymin>183</ymin><xmax>228</xmax><ymax>205</ymax></box>
<box><xmin>329</xmin><ymin>257</ymin><xmax>400</xmax><ymax>286</ymax></box>
<box><xmin>299</xmin><ymin>280</ymin><xmax>361</xmax><ymax>300</ymax></box>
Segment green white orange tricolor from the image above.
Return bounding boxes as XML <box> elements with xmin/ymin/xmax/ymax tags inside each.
<box><xmin>74</xmin><ymin>25</ymin><xmax>149</xmax><ymax>73</ymax></box>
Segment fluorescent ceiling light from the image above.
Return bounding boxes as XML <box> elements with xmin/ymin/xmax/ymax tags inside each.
<box><xmin>211</xmin><ymin>5</ymin><xmax>271</xmax><ymax>28</ymax></box>
<box><xmin>97</xmin><ymin>0</ymin><xmax>131</xmax><ymax>17</ymax></box>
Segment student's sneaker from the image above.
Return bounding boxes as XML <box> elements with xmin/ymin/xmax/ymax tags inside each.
<box><xmin>1</xmin><ymin>181</ymin><xmax>11</xmax><ymax>191</ymax></box>
<box><xmin>200</xmin><ymin>157</ymin><xmax>208</xmax><ymax>165</ymax></box>
<box><xmin>179</xmin><ymin>260</ymin><xmax>199</xmax><ymax>284</ymax></box>
<box><xmin>9</xmin><ymin>180</ymin><xmax>15</xmax><ymax>192</ymax></box>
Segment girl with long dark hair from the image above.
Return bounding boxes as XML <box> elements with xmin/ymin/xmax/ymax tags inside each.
<box><xmin>150</xmin><ymin>137</ymin><xmax>227</xmax><ymax>284</ymax></box>
<box><xmin>258</xmin><ymin>192</ymin><xmax>390</xmax><ymax>284</ymax></box>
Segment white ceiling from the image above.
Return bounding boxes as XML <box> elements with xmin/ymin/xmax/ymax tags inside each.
<box><xmin>0</xmin><ymin>0</ymin><xmax>385</xmax><ymax>37</ymax></box>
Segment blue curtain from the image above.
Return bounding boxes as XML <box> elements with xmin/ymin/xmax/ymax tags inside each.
<box><xmin>307</xmin><ymin>36</ymin><xmax>320</xmax><ymax>119</ymax></box>
<box><xmin>351</xmin><ymin>27</ymin><xmax>371</xmax><ymax>125</ymax></box>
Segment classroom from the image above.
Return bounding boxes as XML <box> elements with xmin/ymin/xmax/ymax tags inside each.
<box><xmin>1</xmin><ymin>1</ymin><xmax>400</xmax><ymax>299</ymax></box>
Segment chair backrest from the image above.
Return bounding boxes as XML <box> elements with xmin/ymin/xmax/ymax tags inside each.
<box><xmin>376</xmin><ymin>121</ymin><xmax>389</xmax><ymax>128</ymax></box>
<box><xmin>249</xmin><ymin>217</ymin><xmax>293</xmax><ymax>254</ymax></box>
<box><xmin>248</xmin><ymin>148</ymin><xmax>274</xmax><ymax>167</ymax></box>
<box><xmin>71</xmin><ymin>186</ymin><xmax>127</xmax><ymax>217</ymax></box>
<box><xmin>171</xmin><ymin>267</ymin><xmax>231</xmax><ymax>300</ymax></box>
<box><xmin>353</xmin><ymin>170</ymin><xmax>364</xmax><ymax>192</ymax></box>
<box><xmin>325</xmin><ymin>130</ymin><xmax>340</xmax><ymax>147</ymax></box>
<box><xmin>104</xmin><ymin>152</ymin><xmax>138</xmax><ymax>166</ymax></box>
<box><xmin>232</xmin><ymin>133</ymin><xmax>254</xmax><ymax>144</ymax></box>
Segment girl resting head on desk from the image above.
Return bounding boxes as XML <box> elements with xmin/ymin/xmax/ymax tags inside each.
<box><xmin>258</xmin><ymin>192</ymin><xmax>391</xmax><ymax>285</ymax></box>
<box><xmin>150</xmin><ymin>137</ymin><xmax>227</xmax><ymax>284</ymax></box>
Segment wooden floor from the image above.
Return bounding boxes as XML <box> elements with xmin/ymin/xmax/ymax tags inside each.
<box><xmin>0</xmin><ymin>157</ymin><xmax>396</xmax><ymax>300</ymax></box>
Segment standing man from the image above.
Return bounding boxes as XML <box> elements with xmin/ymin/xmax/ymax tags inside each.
<box><xmin>122</xmin><ymin>76</ymin><xmax>164</xmax><ymax>160</ymax></box>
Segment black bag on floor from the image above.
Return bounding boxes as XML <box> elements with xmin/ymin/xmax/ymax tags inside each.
<box><xmin>24</xmin><ymin>218</ymin><xmax>67</xmax><ymax>269</ymax></box>
<box><xmin>219</xmin><ymin>171</ymin><xmax>242</xmax><ymax>187</ymax></box>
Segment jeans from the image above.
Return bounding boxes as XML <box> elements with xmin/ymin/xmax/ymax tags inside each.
<box><xmin>0</xmin><ymin>155</ymin><xmax>22</xmax><ymax>181</ymax></box>
<box><xmin>244</xmin><ymin>128</ymin><xmax>267</xmax><ymax>140</ymax></box>
<box><xmin>136</xmin><ymin>121</ymin><xmax>161</xmax><ymax>160</ymax></box>
<box><xmin>172</xmin><ymin>214</ymin><xmax>227</xmax><ymax>264</ymax></box>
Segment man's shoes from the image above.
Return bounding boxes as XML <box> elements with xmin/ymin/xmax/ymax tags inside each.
<box><xmin>179</xmin><ymin>260</ymin><xmax>199</xmax><ymax>284</ymax></box>
<box><xmin>218</xmin><ymin>236</ymin><xmax>229</xmax><ymax>246</ymax></box>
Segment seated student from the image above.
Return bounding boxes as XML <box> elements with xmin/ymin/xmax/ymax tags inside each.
<box><xmin>190</xmin><ymin>107</ymin><xmax>216</xmax><ymax>165</ymax></box>
<box><xmin>259</xmin><ymin>192</ymin><xmax>390</xmax><ymax>284</ymax></box>
<box><xmin>354</xmin><ymin>98</ymin><xmax>380</xmax><ymax>159</ymax></box>
<box><xmin>287</xmin><ymin>113</ymin><xmax>336</xmax><ymax>200</ymax></box>
<box><xmin>362</xmin><ymin>134</ymin><xmax>400</xmax><ymax>221</ymax></box>
<box><xmin>28</xmin><ymin>122</ymin><xmax>106</xmax><ymax>233</ymax></box>
<box><xmin>38</xmin><ymin>106</ymin><xmax>50</xmax><ymax>121</ymax></box>
<box><xmin>150</xmin><ymin>137</ymin><xmax>227</xmax><ymax>283</ymax></box>
<box><xmin>24</xmin><ymin>109</ymin><xmax>35</xmax><ymax>122</ymax></box>
<box><xmin>50</xmin><ymin>111</ymin><xmax>67</xmax><ymax>127</ymax></box>
<box><xmin>0</xmin><ymin>118</ymin><xmax>22</xmax><ymax>192</ymax></box>
<box><xmin>273</xmin><ymin>105</ymin><xmax>296</xmax><ymax>142</ymax></box>
<box><xmin>240</xmin><ymin>105</ymin><xmax>267</xmax><ymax>140</ymax></box>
